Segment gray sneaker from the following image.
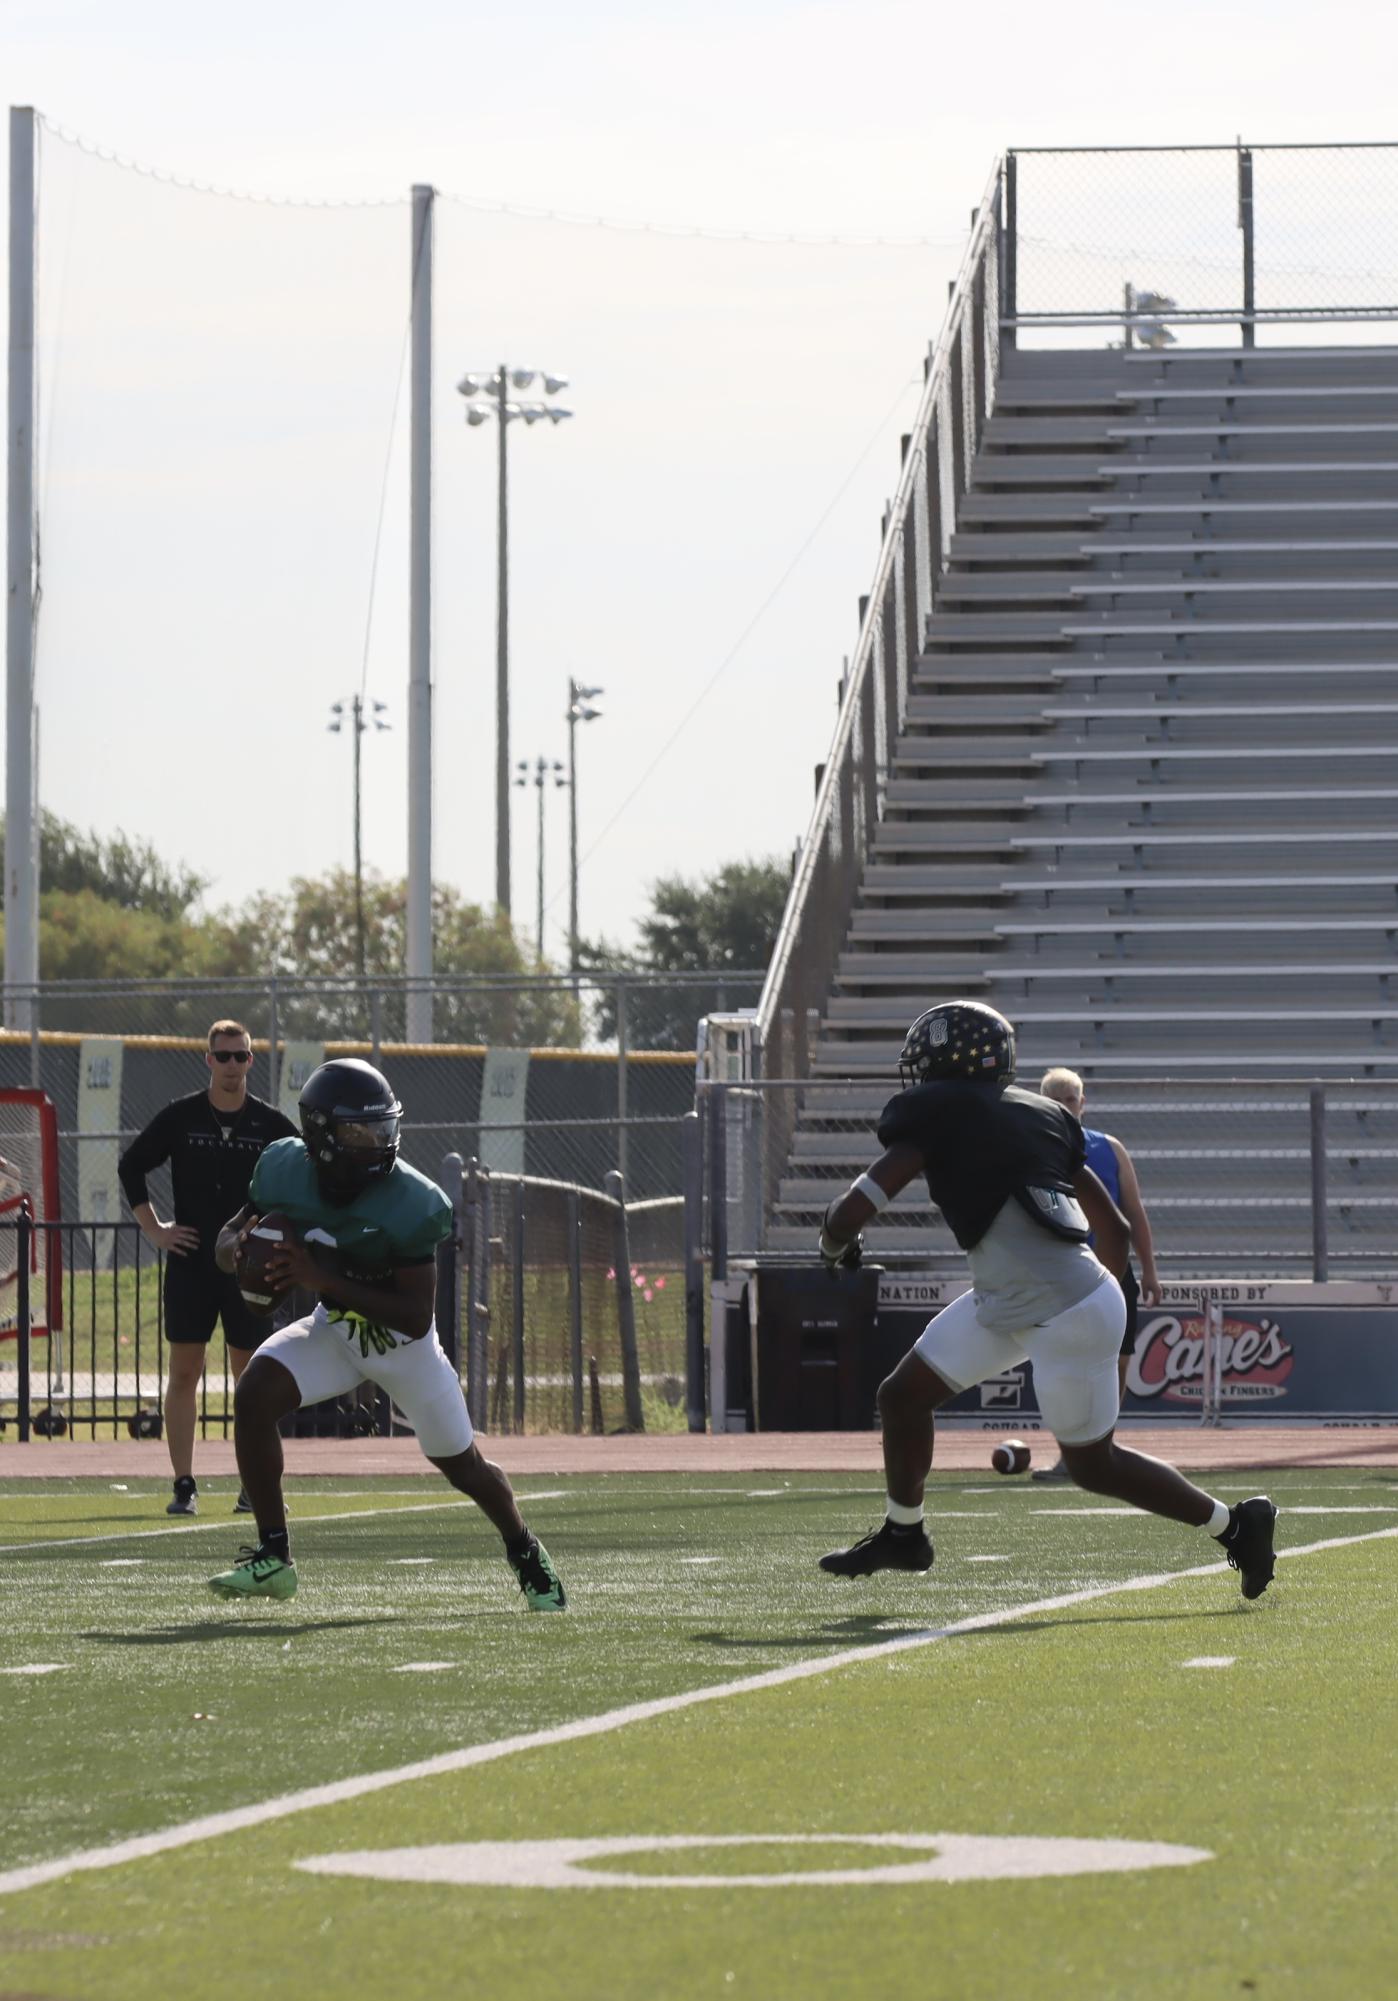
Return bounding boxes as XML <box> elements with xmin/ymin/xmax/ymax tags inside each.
<box><xmin>166</xmin><ymin>1475</ymin><xmax>198</xmax><ymax>1516</ymax></box>
<box><xmin>1030</xmin><ymin>1459</ymin><xmax>1071</xmax><ymax>1484</ymax></box>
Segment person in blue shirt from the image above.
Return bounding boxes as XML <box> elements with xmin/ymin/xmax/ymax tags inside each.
<box><xmin>1033</xmin><ymin>1066</ymin><xmax>1161</xmax><ymax>1482</ymax></box>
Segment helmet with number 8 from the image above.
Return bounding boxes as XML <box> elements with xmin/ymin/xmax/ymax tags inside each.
<box><xmin>898</xmin><ymin>1001</ymin><xmax>1015</xmax><ymax>1090</ymax></box>
<box><xmin>298</xmin><ymin>1058</ymin><xmax>402</xmax><ymax>1199</ymax></box>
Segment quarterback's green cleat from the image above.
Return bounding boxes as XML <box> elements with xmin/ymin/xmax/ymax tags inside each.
<box><xmin>508</xmin><ymin>1532</ymin><xmax>567</xmax><ymax>1611</ymax></box>
<box><xmin>208</xmin><ymin>1543</ymin><xmax>299</xmax><ymax>1602</ymax></box>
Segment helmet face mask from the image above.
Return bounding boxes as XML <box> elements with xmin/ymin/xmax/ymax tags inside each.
<box><xmin>298</xmin><ymin>1059</ymin><xmax>402</xmax><ymax>1203</ymax></box>
<box><xmin>898</xmin><ymin>1002</ymin><xmax>1015</xmax><ymax>1089</ymax></box>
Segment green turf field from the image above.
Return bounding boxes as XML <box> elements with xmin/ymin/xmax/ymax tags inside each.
<box><xmin>0</xmin><ymin>1468</ymin><xmax>1395</xmax><ymax>1998</ymax></box>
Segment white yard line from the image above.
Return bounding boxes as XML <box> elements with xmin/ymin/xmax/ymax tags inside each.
<box><xmin>0</xmin><ymin>1491</ymin><xmax>572</xmax><ymax>1560</ymax></box>
<box><xmin>0</xmin><ymin>1524</ymin><xmax>1392</xmax><ymax>1901</ymax></box>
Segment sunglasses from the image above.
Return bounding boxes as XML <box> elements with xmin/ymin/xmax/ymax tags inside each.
<box><xmin>211</xmin><ymin>1050</ymin><xmax>252</xmax><ymax>1064</ymax></box>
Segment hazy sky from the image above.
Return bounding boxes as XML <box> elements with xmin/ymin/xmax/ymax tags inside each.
<box><xmin>4</xmin><ymin>0</ymin><xmax>1389</xmax><ymax>961</ymax></box>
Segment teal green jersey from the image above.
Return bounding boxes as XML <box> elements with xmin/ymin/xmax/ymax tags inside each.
<box><xmin>248</xmin><ymin>1138</ymin><xmax>453</xmax><ymax>1282</ymax></box>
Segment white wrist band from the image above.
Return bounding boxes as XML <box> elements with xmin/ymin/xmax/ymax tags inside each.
<box><xmin>853</xmin><ymin>1173</ymin><xmax>890</xmax><ymax>1212</ymax></box>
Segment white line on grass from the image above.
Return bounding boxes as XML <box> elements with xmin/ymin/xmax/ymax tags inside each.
<box><xmin>0</xmin><ymin>1498</ymin><xmax>477</xmax><ymax>1559</ymax></box>
<box><xmin>1</xmin><ymin>1524</ymin><xmax>1392</xmax><ymax>1901</ymax></box>
<box><xmin>1183</xmin><ymin>1657</ymin><xmax>1236</xmax><ymax>1670</ymax></box>
<box><xmin>0</xmin><ymin>1664</ymin><xmax>70</xmax><ymax>1676</ymax></box>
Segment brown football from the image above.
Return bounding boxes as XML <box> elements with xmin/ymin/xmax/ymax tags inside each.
<box><xmin>234</xmin><ymin>1210</ymin><xmax>298</xmax><ymax>1315</ymax></box>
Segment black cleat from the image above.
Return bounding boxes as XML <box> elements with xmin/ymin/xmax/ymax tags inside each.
<box><xmin>1218</xmin><ymin>1496</ymin><xmax>1278</xmax><ymax>1600</ymax></box>
<box><xmin>166</xmin><ymin>1475</ymin><xmax>198</xmax><ymax>1518</ymax></box>
<box><xmin>820</xmin><ymin>1520</ymin><xmax>935</xmax><ymax>1578</ymax></box>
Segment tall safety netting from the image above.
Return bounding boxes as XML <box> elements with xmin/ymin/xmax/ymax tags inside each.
<box><xmin>28</xmin><ymin>122</ymin><xmax>953</xmax><ymax>969</ymax></box>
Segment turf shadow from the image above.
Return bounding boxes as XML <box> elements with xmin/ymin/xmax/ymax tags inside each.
<box><xmin>689</xmin><ymin>1615</ymin><xmax>918</xmax><ymax>1652</ymax></box>
<box><xmin>79</xmin><ymin>1617</ymin><xmax>399</xmax><ymax>1646</ymax></box>
<box><xmin>952</xmin><ymin>1606</ymin><xmax>1248</xmax><ymax>1640</ymax></box>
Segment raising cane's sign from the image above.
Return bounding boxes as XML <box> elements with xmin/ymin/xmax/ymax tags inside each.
<box><xmin>1126</xmin><ymin>1311</ymin><xmax>1295</xmax><ymax>1407</ymax></box>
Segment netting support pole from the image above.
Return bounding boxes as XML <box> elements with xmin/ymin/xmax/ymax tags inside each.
<box><xmin>708</xmin><ymin>1084</ymin><xmax>728</xmax><ymax>1283</ymax></box>
<box><xmin>267</xmin><ymin>980</ymin><xmax>279</xmax><ymax>1110</ymax></box>
<box><xmin>1238</xmin><ymin>145</ymin><xmax>1256</xmax><ymax>351</ymax></box>
<box><xmin>605</xmin><ymin>1168</ymin><xmax>644</xmax><ymax>1432</ymax></box>
<box><xmin>405</xmin><ymin>184</ymin><xmax>435</xmax><ymax>1045</ymax></box>
<box><xmin>567</xmin><ymin>1185</ymin><xmax>584</xmax><ymax>1433</ymax></box>
<box><xmin>512</xmin><ymin>1176</ymin><xmax>526</xmax><ymax>1433</ymax></box>
<box><xmin>5</xmin><ymin>107</ymin><xmax>38</xmax><ymax>1033</ymax></box>
<box><xmin>15</xmin><ymin>1200</ymin><xmax>30</xmax><ymax>1440</ymax></box>
<box><xmin>437</xmin><ymin>1151</ymin><xmax>463</xmax><ymax>1370</ymax></box>
<box><xmin>615</xmin><ymin>976</ymin><xmax>629</xmax><ymax>1186</ymax></box>
<box><xmin>1309</xmin><ymin>1085</ymin><xmax>1329</xmax><ymax>1282</ymax></box>
<box><xmin>465</xmin><ymin>1158</ymin><xmax>490</xmax><ymax>1431</ymax></box>
<box><xmin>682</xmin><ymin>1110</ymin><xmax>706</xmax><ymax>1432</ymax></box>
<box><xmin>1001</xmin><ymin>152</ymin><xmax>1017</xmax><ymax>352</ymax></box>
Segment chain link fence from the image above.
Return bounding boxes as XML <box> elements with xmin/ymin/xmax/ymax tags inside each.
<box><xmin>703</xmin><ymin>1077</ymin><xmax>1398</xmax><ymax>1279</ymax></box>
<box><xmin>1006</xmin><ymin>142</ymin><xmax>1398</xmax><ymax>335</ymax></box>
<box><xmin>1</xmin><ymin>1144</ymin><xmax>702</xmax><ymax>1439</ymax></box>
<box><xmin>0</xmin><ymin>971</ymin><xmax>759</xmax><ymax>1228</ymax></box>
<box><xmin>409</xmin><ymin>1156</ymin><xmax>695</xmax><ymax>1438</ymax></box>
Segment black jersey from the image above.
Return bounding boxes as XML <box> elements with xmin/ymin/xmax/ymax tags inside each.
<box><xmin>118</xmin><ymin>1091</ymin><xmax>299</xmax><ymax>1254</ymax></box>
<box><xmin>877</xmin><ymin>1077</ymin><xmax>1089</xmax><ymax>1251</ymax></box>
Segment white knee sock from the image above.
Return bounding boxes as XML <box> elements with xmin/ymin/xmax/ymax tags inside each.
<box><xmin>1203</xmin><ymin>1498</ymin><xmax>1230</xmax><ymax>1537</ymax></box>
<box><xmin>885</xmin><ymin>1496</ymin><xmax>924</xmax><ymax>1526</ymax></box>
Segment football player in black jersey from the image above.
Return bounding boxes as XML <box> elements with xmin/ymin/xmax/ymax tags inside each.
<box><xmin>816</xmin><ymin>1003</ymin><xmax>1278</xmax><ymax>1599</ymax></box>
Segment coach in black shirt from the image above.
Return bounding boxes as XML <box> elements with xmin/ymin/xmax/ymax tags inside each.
<box><xmin>119</xmin><ymin>1019</ymin><xmax>297</xmax><ymax>1517</ymax></box>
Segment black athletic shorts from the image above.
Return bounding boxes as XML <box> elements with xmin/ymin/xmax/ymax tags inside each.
<box><xmin>1119</xmin><ymin>1263</ymin><xmax>1141</xmax><ymax>1356</ymax></box>
<box><xmin>163</xmin><ymin>1255</ymin><xmax>268</xmax><ymax>1352</ymax></box>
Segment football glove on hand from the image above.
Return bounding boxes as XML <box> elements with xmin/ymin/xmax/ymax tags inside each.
<box><xmin>818</xmin><ymin>1209</ymin><xmax>863</xmax><ymax>1271</ymax></box>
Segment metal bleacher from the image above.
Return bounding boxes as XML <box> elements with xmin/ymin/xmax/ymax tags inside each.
<box><xmin>756</xmin><ymin>147</ymin><xmax>1398</xmax><ymax>1272</ymax></box>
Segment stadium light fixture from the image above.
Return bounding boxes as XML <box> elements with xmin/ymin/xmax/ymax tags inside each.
<box><xmin>565</xmin><ymin>675</ymin><xmax>604</xmax><ymax>981</ymax></box>
<box><xmin>455</xmin><ymin>363</ymin><xmax>574</xmax><ymax>922</ymax></box>
<box><xmin>327</xmin><ymin>694</ymin><xmax>391</xmax><ymax>978</ymax></box>
<box><xmin>515</xmin><ymin>754</ymin><xmax>568</xmax><ymax>961</ymax></box>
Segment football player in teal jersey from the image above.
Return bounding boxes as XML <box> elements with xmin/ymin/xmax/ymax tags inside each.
<box><xmin>207</xmin><ymin>1058</ymin><xmax>565</xmax><ymax>1610</ymax></box>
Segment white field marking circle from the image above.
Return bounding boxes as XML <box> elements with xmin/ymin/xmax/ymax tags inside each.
<box><xmin>296</xmin><ymin>1831</ymin><xmax>1213</xmax><ymax>1891</ymax></box>
<box><xmin>1</xmin><ymin>1524</ymin><xmax>1392</xmax><ymax>1904</ymax></box>
<box><xmin>0</xmin><ymin>1664</ymin><xmax>70</xmax><ymax>1676</ymax></box>
<box><xmin>393</xmin><ymin>1663</ymin><xmax>456</xmax><ymax>1675</ymax></box>
<box><xmin>1183</xmin><ymin>1657</ymin><xmax>1236</xmax><ymax>1670</ymax></box>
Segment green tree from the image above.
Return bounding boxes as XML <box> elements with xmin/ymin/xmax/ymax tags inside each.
<box><xmin>202</xmin><ymin>868</ymin><xmax>581</xmax><ymax>1046</ymax></box>
<box><xmin>583</xmin><ymin>855</ymin><xmax>788</xmax><ymax>1050</ymax></box>
<box><xmin>0</xmin><ymin>810</ymin><xmax>210</xmax><ymax>919</ymax></box>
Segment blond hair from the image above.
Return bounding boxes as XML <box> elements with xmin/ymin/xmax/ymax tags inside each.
<box><xmin>207</xmin><ymin>1018</ymin><xmax>250</xmax><ymax>1049</ymax></box>
<box><xmin>1039</xmin><ymin>1066</ymin><xmax>1084</xmax><ymax>1106</ymax></box>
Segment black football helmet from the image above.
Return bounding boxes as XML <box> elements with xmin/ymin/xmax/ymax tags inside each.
<box><xmin>898</xmin><ymin>1001</ymin><xmax>1015</xmax><ymax>1089</ymax></box>
<box><xmin>298</xmin><ymin>1058</ymin><xmax>402</xmax><ymax>1200</ymax></box>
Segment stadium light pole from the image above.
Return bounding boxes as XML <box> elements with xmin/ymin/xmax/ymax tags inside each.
<box><xmin>566</xmin><ymin>678</ymin><xmax>603</xmax><ymax>979</ymax></box>
<box><xmin>455</xmin><ymin>366</ymin><xmax>573</xmax><ymax>925</ymax></box>
<box><xmin>406</xmin><ymin>184</ymin><xmax>434</xmax><ymax>1046</ymax></box>
<box><xmin>514</xmin><ymin>754</ymin><xmax>566</xmax><ymax>963</ymax></box>
<box><xmin>5</xmin><ymin>106</ymin><xmax>38</xmax><ymax>1032</ymax></box>
<box><xmin>329</xmin><ymin>696</ymin><xmax>391</xmax><ymax>978</ymax></box>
